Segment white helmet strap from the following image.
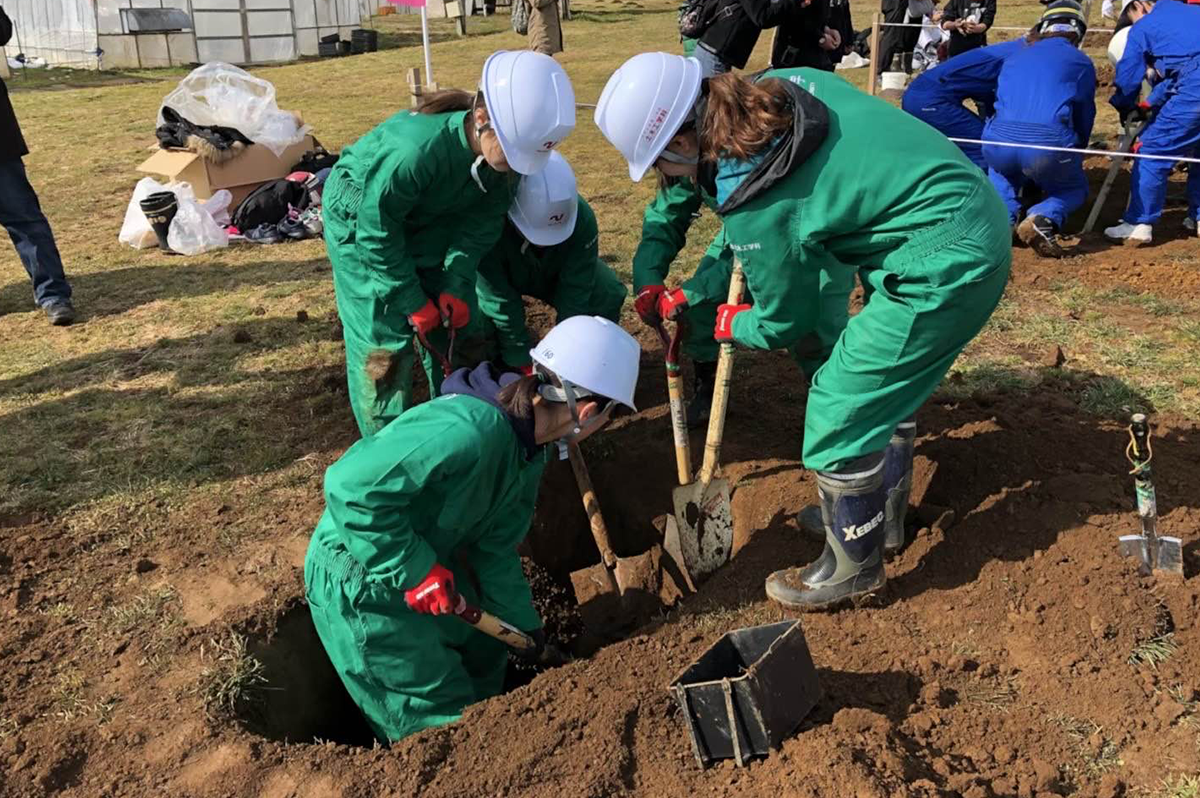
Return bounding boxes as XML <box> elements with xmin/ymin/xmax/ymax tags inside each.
<box><xmin>536</xmin><ymin>372</ymin><xmax>615</xmax><ymax>457</ymax></box>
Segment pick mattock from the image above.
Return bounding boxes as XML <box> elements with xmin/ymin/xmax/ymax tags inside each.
<box><xmin>452</xmin><ymin>596</ymin><xmax>570</xmax><ymax>666</ymax></box>
<box><xmin>1118</xmin><ymin>413</ymin><xmax>1183</xmax><ymax>577</ymax></box>
<box><xmin>1082</xmin><ymin>116</ymin><xmax>1152</xmax><ymax>234</ymax></box>
<box><xmin>664</xmin><ymin>258</ymin><xmax>745</xmax><ymax>586</ymax></box>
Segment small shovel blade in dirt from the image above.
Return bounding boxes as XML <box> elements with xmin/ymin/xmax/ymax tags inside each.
<box><xmin>1118</xmin><ymin>414</ymin><xmax>1183</xmax><ymax>577</ymax></box>
<box><xmin>665</xmin><ymin>259</ymin><xmax>746</xmax><ymax>585</ymax></box>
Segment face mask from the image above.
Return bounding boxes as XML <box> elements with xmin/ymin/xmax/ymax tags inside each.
<box><xmin>536</xmin><ymin>373</ymin><xmax>614</xmax><ymax>457</ymax></box>
<box><xmin>658</xmin><ymin>147</ymin><xmax>699</xmax><ymax>166</ymax></box>
<box><xmin>470</xmin><ymin>155</ymin><xmax>489</xmax><ymax>193</ymax></box>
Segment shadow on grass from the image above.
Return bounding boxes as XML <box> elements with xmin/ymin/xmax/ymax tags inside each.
<box><xmin>0</xmin><ymin>257</ymin><xmax>328</xmax><ymax>321</ymax></box>
<box><xmin>0</xmin><ymin>316</ymin><xmax>359</xmax><ymax>514</ymax></box>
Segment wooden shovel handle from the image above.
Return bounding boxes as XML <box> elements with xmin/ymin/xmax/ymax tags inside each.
<box><xmin>698</xmin><ymin>259</ymin><xmax>746</xmax><ymax>487</ymax></box>
<box><xmin>662</xmin><ymin>322</ymin><xmax>693</xmax><ymax>486</ymax></box>
<box><xmin>454</xmin><ymin>597</ymin><xmax>538</xmax><ymax>654</ymax></box>
<box><xmin>567</xmin><ymin>442</ymin><xmax>618</xmax><ymax>568</ymax></box>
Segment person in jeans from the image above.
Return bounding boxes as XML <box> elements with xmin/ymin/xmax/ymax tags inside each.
<box><xmin>694</xmin><ymin>0</ymin><xmax>796</xmax><ymax>76</ymax></box>
<box><xmin>0</xmin><ymin>5</ymin><xmax>75</xmax><ymax>325</ymax></box>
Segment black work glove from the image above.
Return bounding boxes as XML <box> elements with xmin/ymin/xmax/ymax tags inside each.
<box><xmin>1119</xmin><ymin>102</ymin><xmax>1151</xmax><ymax>127</ymax></box>
<box><xmin>514</xmin><ymin>628</ymin><xmax>547</xmax><ymax>662</ymax></box>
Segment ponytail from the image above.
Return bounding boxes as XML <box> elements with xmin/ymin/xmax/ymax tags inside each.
<box><xmin>496</xmin><ymin>373</ymin><xmax>540</xmax><ymax>420</ymax></box>
<box><xmin>418</xmin><ymin>89</ymin><xmax>476</xmax><ymax>114</ymax></box>
<box><xmin>700</xmin><ymin>73</ymin><xmax>793</xmax><ymax>163</ymax></box>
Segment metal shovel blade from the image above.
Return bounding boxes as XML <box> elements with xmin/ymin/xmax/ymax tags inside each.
<box><xmin>668</xmin><ymin>477</ymin><xmax>733</xmax><ymax>584</ymax></box>
<box><xmin>1118</xmin><ymin>534</ymin><xmax>1184</xmax><ymax>577</ymax></box>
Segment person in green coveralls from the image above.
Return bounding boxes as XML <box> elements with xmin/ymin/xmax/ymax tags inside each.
<box><xmin>305</xmin><ymin>316</ymin><xmax>640</xmax><ymax>743</ymax></box>
<box><xmin>596</xmin><ymin>53</ymin><xmax>1011</xmax><ymax>610</ymax></box>
<box><xmin>322</xmin><ymin>50</ymin><xmax>577</xmax><ymax>437</ymax></box>
<box><xmin>475</xmin><ymin>151</ymin><xmax>627</xmax><ymax>373</ymax></box>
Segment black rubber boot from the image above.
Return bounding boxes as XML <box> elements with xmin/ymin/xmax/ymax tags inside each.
<box><xmin>1017</xmin><ymin>214</ymin><xmax>1064</xmax><ymax>258</ymax></box>
<box><xmin>686</xmin><ymin>360</ymin><xmax>718</xmax><ymax>429</ymax></box>
<box><xmin>140</xmin><ymin>191</ymin><xmax>178</xmax><ymax>252</ymax></box>
<box><xmin>766</xmin><ymin>457</ymin><xmax>887</xmax><ymax>611</ymax></box>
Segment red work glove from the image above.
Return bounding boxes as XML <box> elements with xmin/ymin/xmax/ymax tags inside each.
<box><xmin>518</xmin><ymin>364</ymin><xmax>535</xmax><ymax>377</ymax></box>
<box><xmin>656</xmin><ymin>288</ymin><xmax>689</xmax><ymax>321</ymax></box>
<box><xmin>714</xmin><ymin>303</ymin><xmax>751</xmax><ymax>342</ymax></box>
<box><xmin>404</xmin><ymin>563</ymin><xmax>458</xmax><ymax>615</ymax></box>
<box><xmin>634</xmin><ymin>284</ymin><xmax>666</xmax><ymax>325</ymax></box>
<box><xmin>437</xmin><ymin>292</ymin><xmax>471</xmax><ymax>329</ymax></box>
<box><xmin>408</xmin><ymin>299</ymin><xmax>442</xmax><ymax>336</ymax></box>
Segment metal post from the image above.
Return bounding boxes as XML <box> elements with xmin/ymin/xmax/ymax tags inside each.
<box><xmin>867</xmin><ymin>11</ymin><xmax>883</xmax><ymax>96</ymax></box>
<box><xmin>419</xmin><ymin>5</ymin><xmax>433</xmax><ymax>84</ymax></box>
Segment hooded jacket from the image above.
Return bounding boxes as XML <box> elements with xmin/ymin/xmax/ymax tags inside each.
<box><xmin>310</xmin><ymin>360</ymin><xmax>546</xmax><ymax>631</ymax></box>
<box><xmin>0</xmin><ymin>8</ymin><xmax>29</xmax><ymax>162</ymax></box>
<box><xmin>713</xmin><ymin>69</ymin><xmax>997</xmax><ymax>350</ymax></box>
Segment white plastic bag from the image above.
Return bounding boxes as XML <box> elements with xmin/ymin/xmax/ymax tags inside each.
<box><xmin>157</xmin><ymin>62</ymin><xmax>311</xmax><ymax>157</ymax></box>
<box><xmin>168</xmin><ymin>192</ymin><xmax>230</xmax><ymax>256</ymax></box>
<box><xmin>200</xmin><ymin>190</ymin><xmax>234</xmax><ymax>227</ymax></box>
<box><xmin>119</xmin><ymin>177</ymin><xmax>170</xmax><ymax>249</ymax></box>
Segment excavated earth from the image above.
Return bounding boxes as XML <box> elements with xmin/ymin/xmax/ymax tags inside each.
<box><xmin>2</xmin><ymin>206</ymin><xmax>1200</xmax><ymax>797</ymax></box>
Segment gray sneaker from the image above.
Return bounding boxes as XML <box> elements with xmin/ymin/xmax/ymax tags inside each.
<box><xmin>44</xmin><ymin>300</ymin><xmax>76</xmax><ymax>326</ymax></box>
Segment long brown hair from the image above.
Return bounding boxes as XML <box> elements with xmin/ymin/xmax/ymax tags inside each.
<box><xmin>700</xmin><ymin>74</ymin><xmax>793</xmax><ymax>163</ymax></box>
<box><xmin>496</xmin><ymin>374</ymin><xmax>540</xmax><ymax>420</ymax></box>
<box><xmin>419</xmin><ymin>88</ymin><xmax>475</xmax><ymax>114</ymax></box>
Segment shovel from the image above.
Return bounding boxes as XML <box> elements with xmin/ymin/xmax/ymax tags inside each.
<box><xmin>567</xmin><ymin>442</ymin><xmax>671</xmax><ymax>631</ymax></box>
<box><xmin>452</xmin><ymin>595</ymin><xmax>570</xmax><ymax>666</ymax></box>
<box><xmin>1118</xmin><ymin>413</ymin><xmax>1183</xmax><ymax>577</ymax></box>
<box><xmin>663</xmin><ymin>258</ymin><xmax>746</xmax><ymax>586</ymax></box>
<box><xmin>1082</xmin><ymin>116</ymin><xmax>1152</xmax><ymax>234</ymax></box>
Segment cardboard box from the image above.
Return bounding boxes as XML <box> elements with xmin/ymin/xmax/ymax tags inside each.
<box><xmin>136</xmin><ymin>132</ymin><xmax>315</xmax><ymax>210</ymax></box>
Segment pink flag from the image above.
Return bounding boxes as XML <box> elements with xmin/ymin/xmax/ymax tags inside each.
<box><xmin>386</xmin><ymin>0</ymin><xmax>427</xmax><ymax>6</ymax></box>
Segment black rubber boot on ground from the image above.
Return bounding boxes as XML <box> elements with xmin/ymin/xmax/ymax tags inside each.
<box><xmin>140</xmin><ymin>191</ymin><xmax>178</xmax><ymax>252</ymax></box>
<box><xmin>766</xmin><ymin>458</ymin><xmax>887</xmax><ymax>611</ymax></box>
<box><xmin>1017</xmin><ymin>214</ymin><xmax>1064</xmax><ymax>258</ymax></box>
<box><xmin>882</xmin><ymin>421</ymin><xmax>916</xmax><ymax>553</ymax></box>
<box><xmin>686</xmin><ymin>360</ymin><xmax>718</xmax><ymax>429</ymax></box>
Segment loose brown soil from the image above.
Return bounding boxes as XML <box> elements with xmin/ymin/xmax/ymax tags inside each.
<box><xmin>2</xmin><ymin>252</ymin><xmax>1199</xmax><ymax>797</ymax></box>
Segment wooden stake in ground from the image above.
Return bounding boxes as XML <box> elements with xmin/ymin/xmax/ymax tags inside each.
<box><xmin>867</xmin><ymin>11</ymin><xmax>883</xmax><ymax>96</ymax></box>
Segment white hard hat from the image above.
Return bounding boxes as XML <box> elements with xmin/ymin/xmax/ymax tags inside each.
<box><xmin>594</xmin><ymin>52</ymin><xmax>703</xmax><ymax>182</ymax></box>
<box><xmin>1108</xmin><ymin>25</ymin><xmax>1130</xmax><ymax>65</ymax></box>
<box><xmin>480</xmin><ymin>50</ymin><xmax>576</xmax><ymax>176</ymax></box>
<box><xmin>530</xmin><ymin>316</ymin><xmax>641</xmax><ymax>411</ymax></box>
<box><xmin>509</xmin><ymin>151</ymin><xmax>579</xmax><ymax>246</ymax></box>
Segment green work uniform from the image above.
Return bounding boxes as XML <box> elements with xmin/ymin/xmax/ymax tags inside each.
<box><xmin>476</xmin><ymin>198</ymin><xmax>627</xmax><ymax>368</ymax></box>
<box><xmin>304</xmin><ymin>383</ymin><xmax>547</xmax><ymax>743</ymax></box>
<box><xmin>719</xmin><ymin>68</ymin><xmax>1012</xmax><ymax>472</ymax></box>
<box><xmin>323</xmin><ymin>109</ymin><xmax>517</xmax><ymax>437</ymax></box>
<box><xmin>633</xmin><ymin>176</ymin><xmax>851</xmax><ymax>375</ymax></box>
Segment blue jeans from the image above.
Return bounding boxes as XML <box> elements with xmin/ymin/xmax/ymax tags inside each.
<box><xmin>693</xmin><ymin>42</ymin><xmax>730</xmax><ymax>78</ymax></box>
<box><xmin>0</xmin><ymin>158</ymin><xmax>71</xmax><ymax>307</ymax></box>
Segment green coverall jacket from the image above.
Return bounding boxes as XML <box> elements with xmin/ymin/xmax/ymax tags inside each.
<box><xmin>304</xmin><ymin>373</ymin><xmax>548</xmax><ymax>743</ymax></box>
<box><xmin>716</xmin><ymin>68</ymin><xmax>1012</xmax><ymax>471</ymax></box>
<box><xmin>476</xmin><ymin>197</ymin><xmax>627</xmax><ymax>368</ymax></box>
<box><xmin>323</xmin><ymin>109</ymin><xmax>517</xmax><ymax>436</ymax></box>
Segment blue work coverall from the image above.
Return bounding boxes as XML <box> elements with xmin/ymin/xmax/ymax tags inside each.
<box><xmin>902</xmin><ymin>39</ymin><xmax>1027</xmax><ymax>169</ymax></box>
<box><xmin>1110</xmin><ymin>0</ymin><xmax>1200</xmax><ymax>225</ymax></box>
<box><xmin>983</xmin><ymin>37</ymin><xmax>1096</xmax><ymax>228</ymax></box>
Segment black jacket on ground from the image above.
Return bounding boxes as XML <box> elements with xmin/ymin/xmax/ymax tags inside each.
<box><xmin>941</xmin><ymin>0</ymin><xmax>996</xmax><ymax>57</ymax></box>
<box><xmin>0</xmin><ymin>7</ymin><xmax>29</xmax><ymax>161</ymax></box>
<box><xmin>699</xmin><ymin>0</ymin><xmax>792</xmax><ymax>70</ymax></box>
<box><xmin>770</xmin><ymin>0</ymin><xmax>836</xmax><ymax>69</ymax></box>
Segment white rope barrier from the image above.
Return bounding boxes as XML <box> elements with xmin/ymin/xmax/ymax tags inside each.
<box><xmin>877</xmin><ymin>21</ymin><xmax>1115</xmax><ymax>33</ymax></box>
<box><xmin>947</xmin><ymin>137</ymin><xmax>1200</xmax><ymax>164</ymax></box>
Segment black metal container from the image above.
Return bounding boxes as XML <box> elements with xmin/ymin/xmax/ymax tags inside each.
<box><xmin>669</xmin><ymin>620</ymin><xmax>821</xmax><ymax>767</ymax></box>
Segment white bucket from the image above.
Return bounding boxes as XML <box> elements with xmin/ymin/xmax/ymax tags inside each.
<box><xmin>881</xmin><ymin>71</ymin><xmax>908</xmax><ymax>91</ymax></box>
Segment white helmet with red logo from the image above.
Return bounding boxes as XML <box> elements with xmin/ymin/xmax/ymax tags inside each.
<box><xmin>481</xmin><ymin>50</ymin><xmax>576</xmax><ymax>175</ymax></box>
<box><xmin>593</xmin><ymin>52</ymin><xmax>702</xmax><ymax>182</ymax></box>
<box><xmin>509</xmin><ymin>151</ymin><xmax>579</xmax><ymax>246</ymax></box>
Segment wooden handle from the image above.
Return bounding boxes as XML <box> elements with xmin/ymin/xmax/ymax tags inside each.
<box><xmin>698</xmin><ymin>259</ymin><xmax>746</xmax><ymax>487</ymax></box>
<box><xmin>454</xmin><ymin>597</ymin><xmax>538</xmax><ymax>654</ymax></box>
<box><xmin>567</xmin><ymin>442</ymin><xmax>618</xmax><ymax>568</ymax></box>
<box><xmin>665</xmin><ymin>323</ymin><xmax>693</xmax><ymax>486</ymax></box>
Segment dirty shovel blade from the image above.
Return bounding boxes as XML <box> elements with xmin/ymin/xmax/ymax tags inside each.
<box><xmin>1118</xmin><ymin>534</ymin><xmax>1184</xmax><ymax>577</ymax></box>
<box><xmin>670</xmin><ymin>477</ymin><xmax>733</xmax><ymax>584</ymax></box>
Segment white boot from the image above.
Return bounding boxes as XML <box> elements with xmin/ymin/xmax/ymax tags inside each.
<box><xmin>1104</xmin><ymin>221</ymin><xmax>1153</xmax><ymax>244</ymax></box>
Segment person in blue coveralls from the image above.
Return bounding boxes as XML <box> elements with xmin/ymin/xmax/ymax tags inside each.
<box><xmin>982</xmin><ymin>0</ymin><xmax>1096</xmax><ymax>258</ymax></box>
<box><xmin>1103</xmin><ymin>0</ymin><xmax>1200</xmax><ymax>245</ymax></box>
<box><xmin>901</xmin><ymin>37</ymin><xmax>1027</xmax><ymax>170</ymax></box>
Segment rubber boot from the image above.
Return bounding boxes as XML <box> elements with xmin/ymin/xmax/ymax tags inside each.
<box><xmin>765</xmin><ymin>458</ymin><xmax>887</xmax><ymax>611</ymax></box>
<box><xmin>686</xmin><ymin>360</ymin><xmax>718</xmax><ymax>429</ymax></box>
<box><xmin>798</xmin><ymin>421</ymin><xmax>915</xmax><ymax>553</ymax></box>
<box><xmin>140</xmin><ymin>191</ymin><xmax>178</xmax><ymax>252</ymax></box>
<box><xmin>882</xmin><ymin>421</ymin><xmax>916</xmax><ymax>553</ymax></box>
